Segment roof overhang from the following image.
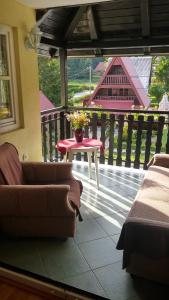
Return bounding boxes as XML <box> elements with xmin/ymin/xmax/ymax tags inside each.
<box><xmin>17</xmin><ymin>0</ymin><xmax>112</xmax><ymax>8</ymax></box>
<box><xmin>21</xmin><ymin>0</ymin><xmax>169</xmax><ymax>57</ymax></box>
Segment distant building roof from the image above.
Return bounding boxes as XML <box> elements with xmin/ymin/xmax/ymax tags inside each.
<box><xmin>121</xmin><ymin>57</ymin><xmax>150</xmax><ymax>107</ymax></box>
<box><xmin>88</xmin><ymin>56</ymin><xmax>151</xmax><ymax>109</ymax></box>
<box><xmin>94</xmin><ymin>57</ymin><xmax>152</xmax><ymax>92</ymax></box>
<box><xmin>131</xmin><ymin>57</ymin><xmax>152</xmax><ymax>92</ymax></box>
<box><xmin>94</xmin><ymin>61</ymin><xmax>108</xmax><ymax>73</ymax></box>
<box><xmin>39</xmin><ymin>91</ymin><xmax>55</xmax><ymax>112</ymax></box>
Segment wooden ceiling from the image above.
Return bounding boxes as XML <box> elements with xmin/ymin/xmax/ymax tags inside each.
<box><xmin>37</xmin><ymin>0</ymin><xmax>169</xmax><ymax>57</ymax></box>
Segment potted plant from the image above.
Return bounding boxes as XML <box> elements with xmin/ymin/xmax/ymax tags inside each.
<box><xmin>65</xmin><ymin>111</ymin><xmax>90</xmax><ymax>143</ymax></box>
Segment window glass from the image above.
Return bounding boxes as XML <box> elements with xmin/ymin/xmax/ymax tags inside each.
<box><xmin>0</xmin><ymin>35</ymin><xmax>8</xmax><ymax>76</ymax></box>
<box><xmin>0</xmin><ymin>80</ymin><xmax>12</xmax><ymax>119</ymax></box>
<box><xmin>0</xmin><ymin>25</ymin><xmax>18</xmax><ymax>131</ymax></box>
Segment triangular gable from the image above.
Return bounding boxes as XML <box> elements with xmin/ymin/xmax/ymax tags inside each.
<box><xmin>88</xmin><ymin>57</ymin><xmax>150</xmax><ymax>108</ymax></box>
<box><xmin>89</xmin><ymin>57</ymin><xmax>114</xmax><ymax>102</ymax></box>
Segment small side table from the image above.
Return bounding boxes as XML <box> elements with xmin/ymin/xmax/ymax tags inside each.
<box><xmin>68</xmin><ymin>146</ymin><xmax>99</xmax><ymax>189</ymax></box>
<box><xmin>57</xmin><ymin>138</ymin><xmax>103</xmax><ymax>189</ymax></box>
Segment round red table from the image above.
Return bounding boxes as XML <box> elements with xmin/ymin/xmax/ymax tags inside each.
<box><xmin>56</xmin><ymin>138</ymin><xmax>104</xmax><ymax>189</ymax></box>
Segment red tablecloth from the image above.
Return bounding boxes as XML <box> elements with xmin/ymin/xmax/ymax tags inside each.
<box><xmin>56</xmin><ymin>138</ymin><xmax>104</xmax><ymax>155</ymax></box>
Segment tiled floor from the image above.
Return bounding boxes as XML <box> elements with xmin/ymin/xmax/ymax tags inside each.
<box><xmin>0</xmin><ymin>162</ymin><xmax>169</xmax><ymax>299</ymax></box>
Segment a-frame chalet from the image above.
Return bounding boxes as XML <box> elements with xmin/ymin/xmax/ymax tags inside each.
<box><xmin>87</xmin><ymin>57</ymin><xmax>151</xmax><ymax>109</ymax></box>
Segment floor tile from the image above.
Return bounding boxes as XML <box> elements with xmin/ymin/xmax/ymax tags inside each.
<box><xmin>93</xmin><ymin>262</ymin><xmax>138</xmax><ymax>300</ymax></box>
<box><xmin>94</xmin><ymin>262</ymin><xmax>169</xmax><ymax>300</ymax></box>
<box><xmin>79</xmin><ymin>237</ymin><xmax>122</xmax><ymax>269</ymax></box>
<box><xmin>74</xmin><ymin>218</ymin><xmax>107</xmax><ymax>244</ymax></box>
<box><xmin>95</xmin><ymin>212</ymin><xmax>126</xmax><ymax>235</ymax></box>
<box><xmin>110</xmin><ymin>234</ymin><xmax>120</xmax><ymax>245</ymax></box>
<box><xmin>63</xmin><ymin>271</ymin><xmax>107</xmax><ymax>298</ymax></box>
<box><xmin>81</xmin><ymin>197</ymin><xmax>117</xmax><ymax>219</ymax></box>
<box><xmin>80</xmin><ymin>203</ymin><xmax>94</xmax><ymax>219</ymax></box>
<box><xmin>37</xmin><ymin>239</ymin><xmax>90</xmax><ymax>281</ymax></box>
<box><xmin>0</xmin><ymin>238</ymin><xmax>46</xmax><ymax>276</ymax></box>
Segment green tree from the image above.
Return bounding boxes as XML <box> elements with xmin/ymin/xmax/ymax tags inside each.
<box><xmin>149</xmin><ymin>57</ymin><xmax>169</xmax><ymax>104</ymax></box>
<box><xmin>38</xmin><ymin>56</ymin><xmax>61</xmax><ymax>106</ymax></box>
<box><xmin>156</xmin><ymin>57</ymin><xmax>169</xmax><ymax>89</ymax></box>
<box><xmin>38</xmin><ymin>56</ymin><xmax>106</xmax><ymax>107</ymax></box>
<box><xmin>67</xmin><ymin>58</ymin><xmax>91</xmax><ymax>80</ymax></box>
<box><xmin>67</xmin><ymin>57</ymin><xmax>105</xmax><ymax>81</ymax></box>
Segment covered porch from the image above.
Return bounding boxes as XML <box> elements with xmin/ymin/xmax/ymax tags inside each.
<box><xmin>1</xmin><ymin>0</ymin><xmax>169</xmax><ymax>299</ymax></box>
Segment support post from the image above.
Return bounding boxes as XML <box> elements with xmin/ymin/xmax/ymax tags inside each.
<box><xmin>59</xmin><ymin>48</ymin><xmax>68</xmax><ymax>107</ymax></box>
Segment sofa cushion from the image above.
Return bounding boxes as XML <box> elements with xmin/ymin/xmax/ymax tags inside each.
<box><xmin>0</xmin><ymin>143</ymin><xmax>24</xmax><ymax>185</ymax></box>
<box><xmin>133</xmin><ymin>165</ymin><xmax>169</xmax><ymax>222</ymax></box>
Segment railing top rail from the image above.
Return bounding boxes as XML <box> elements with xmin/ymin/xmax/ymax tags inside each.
<box><xmin>67</xmin><ymin>106</ymin><xmax>169</xmax><ymax>115</ymax></box>
<box><xmin>95</xmin><ymin>96</ymin><xmax>135</xmax><ymax>99</ymax></box>
<box><xmin>40</xmin><ymin>106</ymin><xmax>169</xmax><ymax>116</ymax></box>
<box><xmin>41</xmin><ymin>106</ymin><xmax>65</xmax><ymax>116</ymax></box>
<box><xmin>105</xmin><ymin>74</ymin><xmax>128</xmax><ymax>77</ymax></box>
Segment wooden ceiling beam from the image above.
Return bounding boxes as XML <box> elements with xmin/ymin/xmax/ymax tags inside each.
<box><xmin>67</xmin><ymin>48</ymin><xmax>145</xmax><ymax>57</ymax></box>
<box><xmin>64</xmin><ymin>6</ymin><xmax>87</xmax><ymax>40</ymax></box>
<box><xmin>40</xmin><ymin>36</ymin><xmax>64</xmax><ymax>48</ymax></box>
<box><xmin>87</xmin><ymin>6</ymin><xmax>98</xmax><ymax>40</ymax></box>
<box><xmin>39</xmin><ymin>46</ymin><xmax>169</xmax><ymax>57</ymax></box>
<box><xmin>66</xmin><ymin>36</ymin><xmax>169</xmax><ymax>49</ymax></box>
<box><xmin>140</xmin><ymin>0</ymin><xmax>150</xmax><ymax>37</ymax></box>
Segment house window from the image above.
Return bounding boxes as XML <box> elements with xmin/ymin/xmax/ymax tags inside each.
<box><xmin>0</xmin><ymin>25</ymin><xmax>19</xmax><ymax>132</ymax></box>
<box><xmin>110</xmin><ymin>65</ymin><xmax>124</xmax><ymax>75</ymax></box>
<box><xmin>108</xmin><ymin>89</ymin><xmax>112</xmax><ymax>96</ymax></box>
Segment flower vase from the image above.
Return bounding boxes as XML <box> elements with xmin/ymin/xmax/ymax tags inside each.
<box><xmin>74</xmin><ymin>128</ymin><xmax>84</xmax><ymax>143</ymax></box>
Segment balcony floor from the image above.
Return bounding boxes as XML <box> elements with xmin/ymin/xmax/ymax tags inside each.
<box><xmin>0</xmin><ymin>163</ymin><xmax>169</xmax><ymax>299</ymax></box>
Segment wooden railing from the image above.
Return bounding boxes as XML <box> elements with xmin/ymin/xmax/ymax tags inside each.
<box><xmin>102</xmin><ymin>75</ymin><xmax>129</xmax><ymax>85</ymax></box>
<box><xmin>41</xmin><ymin>107</ymin><xmax>66</xmax><ymax>162</ymax></box>
<box><xmin>41</xmin><ymin>107</ymin><xmax>169</xmax><ymax>170</ymax></box>
<box><xmin>94</xmin><ymin>95</ymin><xmax>136</xmax><ymax>101</ymax></box>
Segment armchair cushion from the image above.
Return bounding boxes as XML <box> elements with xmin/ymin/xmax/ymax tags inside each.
<box><xmin>0</xmin><ymin>143</ymin><xmax>24</xmax><ymax>185</ymax></box>
<box><xmin>22</xmin><ymin>162</ymin><xmax>73</xmax><ymax>183</ymax></box>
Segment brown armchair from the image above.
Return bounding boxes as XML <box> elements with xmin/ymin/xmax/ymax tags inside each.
<box><xmin>0</xmin><ymin>143</ymin><xmax>83</xmax><ymax>238</ymax></box>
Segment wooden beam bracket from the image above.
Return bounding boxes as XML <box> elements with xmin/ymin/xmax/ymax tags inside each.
<box><xmin>87</xmin><ymin>6</ymin><xmax>98</xmax><ymax>40</ymax></box>
<box><xmin>64</xmin><ymin>6</ymin><xmax>87</xmax><ymax>41</ymax></box>
<box><xmin>140</xmin><ymin>0</ymin><xmax>150</xmax><ymax>37</ymax></box>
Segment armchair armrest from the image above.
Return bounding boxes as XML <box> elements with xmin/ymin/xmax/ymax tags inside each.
<box><xmin>147</xmin><ymin>154</ymin><xmax>169</xmax><ymax>169</ymax></box>
<box><xmin>21</xmin><ymin>162</ymin><xmax>73</xmax><ymax>183</ymax></box>
<box><xmin>0</xmin><ymin>185</ymin><xmax>75</xmax><ymax>217</ymax></box>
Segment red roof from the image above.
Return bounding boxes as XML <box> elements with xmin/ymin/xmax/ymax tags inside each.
<box><xmin>39</xmin><ymin>91</ymin><xmax>55</xmax><ymax>112</ymax></box>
